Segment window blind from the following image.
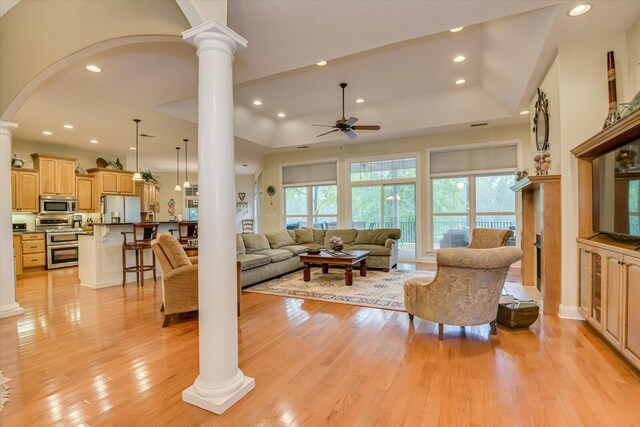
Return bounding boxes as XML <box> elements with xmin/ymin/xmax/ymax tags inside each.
<box><xmin>430</xmin><ymin>144</ymin><xmax>517</xmax><ymax>175</ymax></box>
<box><xmin>282</xmin><ymin>161</ymin><xmax>337</xmax><ymax>187</ymax></box>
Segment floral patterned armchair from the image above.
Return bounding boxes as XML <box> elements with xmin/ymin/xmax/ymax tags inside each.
<box><xmin>404</xmin><ymin>246</ymin><xmax>522</xmax><ymax>339</ymax></box>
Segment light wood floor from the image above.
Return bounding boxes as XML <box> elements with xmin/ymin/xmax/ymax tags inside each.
<box><xmin>1</xmin><ymin>266</ymin><xmax>639</xmax><ymax>426</ymax></box>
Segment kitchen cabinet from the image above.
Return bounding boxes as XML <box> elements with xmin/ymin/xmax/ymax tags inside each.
<box><xmin>577</xmin><ymin>238</ymin><xmax>640</xmax><ymax>370</ymax></box>
<box><xmin>136</xmin><ymin>181</ymin><xmax>160</xmax><ymax>213</ymax></box>
<box><xmin>31</xmin><ymin>154</ymin><xmax>76</xmax><ymax>196</ymax></box>
<box><xmin>87</xmin><ymin>168</ymin><xmax>136</xmax><ymax>196</ymax></box>
<box><xmin>11</xmin><ymin>168</ymin><xmax>39</xmax><ymax>212</ymax></box>
<box><xmin>14</xmin><ymin>232</ymin><xmax>46</xmax><ymax>275</ymax></box>
<box><xmin>76</xmin><ymin>175</ymin><xmax>96</xmax><ymax>212</ymax></box>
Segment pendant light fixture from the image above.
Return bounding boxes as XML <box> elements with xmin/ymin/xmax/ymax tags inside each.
<box><xmin>183</xmin><ymin>138</ymin><xmax>191</xmax><ymax>188</ymax></box>
<box><xmin>132</xmin><ymin>119</ymin><xmax>143</xmax><ymax>181</ymax></box>
<box><xmin>174</xmin><ymin>146</ymin><xmax>182</xmax><ymax>191</ymax></box>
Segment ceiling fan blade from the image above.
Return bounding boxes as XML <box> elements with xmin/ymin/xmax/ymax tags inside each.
<box><xmin>316</xmin><ymin>129</ymin><xmax>340</xmax><ymax>137</ymax></box>
<box><xmin>345</xmin><ymin>116</ymin><xmax>359</xmax><ymax>126</ymax></box>
<box><xmin>351</xmin><ymin>125</ymin><xmax>380</xmax><ymax>131</ymax></box>
<box><xmin>344</xmin><ymin>129</ymin><xmax>358</xmax><ymax>139</ymax></box>
<box><xmin>312</xmin><ymin>124</ymin><xmax>336</xmax><ymax>127</ymax></box>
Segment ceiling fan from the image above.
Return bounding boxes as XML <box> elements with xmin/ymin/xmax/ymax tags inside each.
<box><xmin>313</xmin><ymin>83</ymin><xmax>380</xmax><ymax>139</ymax></box>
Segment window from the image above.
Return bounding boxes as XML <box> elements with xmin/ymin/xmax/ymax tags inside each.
<box><xmin>184</xmin><ymin>184</ymin><xmax>198</xmax><ymax>221</ymax></box>
<box><xmin>432</xmin><ymin>174</ymin><xmax>516</xmax><ymax>249</ymax></box>
<box><xmin>284</xmin><ymin>185</ymin><xmax>337</xmax><ymax>229</ymax></box>
<box><xmin>349</xmin><ymin>155</ymin><xmax>418</xmax><ymax>258</ymax></box>
<box><xmin>630</xmin><ymin>180</ymin><xmax>640</xmax><ymax>236</ymax></box>
<box><xmin>282</xmin><ymin>161</ymin><xmax>338</xmax><ymax>230</ymax></box>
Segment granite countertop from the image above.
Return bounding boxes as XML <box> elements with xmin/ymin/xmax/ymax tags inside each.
<box><xmin>12</xmin><ymin>231</ymin><xmax>44</xmax><ymax>235</ymax></box>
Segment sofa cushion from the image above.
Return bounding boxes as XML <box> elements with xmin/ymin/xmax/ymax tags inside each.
<box><xmin>355</xmin><ymin>228</ymin><xmax>401</xmax><ymax>245</ymax></box>
<box><xmin>242</xmin><ymin>233</ymin><xmax>271</xmax><ymax>253</ymax></box>
<box><xmin>237</xmin><ymin>254</ymin><xmax>270</xmax><ymax>271</ymax></box>
<box><xmin>324</xmin><ymin>229</ymin><xmax>358</xmax><ymax>246</ymax></box>
<box><xmin>280</xmin><ymin>245</ymin><xmax>310</xmax><ymax>255</ymax></box>
<box><xmin>265</xmin><ymin>230</ymin><xmax>296</xmax><ymax>249</ymax></box>
<box><xmin>288</xmin><ymin>230</ymin><xmax>297</xmax><ymax>242</ymax></box>
<box><xmin>313</xmin><ymin>228</ymin><xmax>326</xmax><ymax>244</ymax></box>
<box><xmin>236</xmin><ymin>234</ymin><xmax>246</xmax><ymax>255</ymax></box>
<box><xmin>254</xmin><ymin>249</ymin><xmax>294</xmax><ymax>263</ymax></box>
<box><xmin>294</xmin><ymin>228</ymin><xmax>314</xmax><ymax>244</ymax></box>
<box><xmin>156</xmin><ymin>233</ymin><xmax>191</xmax><ymax>269</ymax></box>
<box><xmin>305</xmin><ymin>243</ymin><xmax>328</xmax><ymax>250</ymax></box>
<box><xmin>349</xmin><ymin>244</ymin><xmax>392</xmax><ymax>256</ymax></box>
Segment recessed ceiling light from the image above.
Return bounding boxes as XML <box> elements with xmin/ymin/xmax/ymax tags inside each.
<box><xmin>450</xmin><ymin>27</ymin><xmax>464</xmax><ymax>32</ymax></box>
<box><xmin>90</xmin><ymin>139</ymin><xmax>99</xmax><ymax>144</ymax></box>
<box><xmin>453</xmin><ymin>55</ymin><xmax>466</xmax><ymax>63</ymax></box>
<box><xmin>85</xmin><ymin>65</ymin><xmax>102</xmax><ymax>73</ymax></box>
<box><xmin>277</xmin><ymin>112</ymin><xmax>286</xmax><ymax>118</ymax></box>
<box><xmin>455</xmin><ymin>79</ymin><xmax>466</xmax><ymax>85</ymax></box>
<box><xmin>253</xmin><ymin>100</ymin><xmax>262</xmax><ymax>106</ymax></box>
<box><xmin>42</xmin><ymin>131</ymin><xmax>52</xmax><ymax>135</ymax></box>
<box><xmin>355</xmin><ymin>98</ymin><xmax>365</xmax><ymax>103</ymax></box>
<box><xmin>63</xmin><ymin>124</ymin><xmax>74</xmax><ymax>129</ymax></box>
<box><xmin>316</xmin><ymin>60</ymin><xmax>327</xmax><ymax>66</ymax></box>
<box><xmin>520</xmin><ymin>110</ymin><xmax>530</xmax><ymax>115</ymax></box>
<box><xmin>568</xmin><ymin>4</ymin><xmax>592</xmax><ymax>16</ymax></box>
<box><xmin>129</xmin><ymin>147</ymin><xmax>136</xmax><ymax>150</ymax></box>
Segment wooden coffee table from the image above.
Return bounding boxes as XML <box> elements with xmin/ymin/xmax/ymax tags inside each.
<box><xmin>299</xmin><ymin>250</ymin><xmax>370</xmax><ymax>286</ymax></box>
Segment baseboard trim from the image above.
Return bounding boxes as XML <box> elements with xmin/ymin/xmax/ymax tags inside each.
<box><xmin>558</xmin><ymin>305</ymin><xmax>585</xmax><ymax>320</ymax></box>
<box><xmin>0</xmin><ymin>302</ymin><xmax>24</xmax><ymax>319</ymax></box>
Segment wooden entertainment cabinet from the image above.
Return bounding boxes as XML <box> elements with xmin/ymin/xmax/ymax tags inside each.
<box><xmin>571</xmin><ymin>109</ymin><xmax>640</xmax><ymax>370</ymax></box>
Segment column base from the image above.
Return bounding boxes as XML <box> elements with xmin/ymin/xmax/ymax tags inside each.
<box><xmin>182</xmin><ymin>375</ymin><xmax>255</xmax><ymax>414</ymax></box>
<box><xmin>0</xmin><ymin>302</ymin><xmax>24</xmax><ymax>319</ymax></box>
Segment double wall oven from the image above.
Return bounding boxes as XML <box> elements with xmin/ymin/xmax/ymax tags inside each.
<box><xmin>35</xmin><ymin>214</ymin><xmax>81</xmax><ymax>269</ymax></box>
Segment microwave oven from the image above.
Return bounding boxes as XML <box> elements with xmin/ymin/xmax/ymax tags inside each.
<box><xmin>40</xmin><ymin>196</ymin><xmax>77</xmax><ymax>214</ymax></box>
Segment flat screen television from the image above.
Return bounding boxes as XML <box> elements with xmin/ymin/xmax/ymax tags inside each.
<box><xmin>592</xmin><ymin>139</ymin><xmax>640</xmax><ymax>240</ymax></box>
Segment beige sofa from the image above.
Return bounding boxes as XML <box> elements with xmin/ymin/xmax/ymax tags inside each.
<box><xmin>237</xmin><ymin>228</ymin><xmax>401</xmax><ymax>288</ymax></box>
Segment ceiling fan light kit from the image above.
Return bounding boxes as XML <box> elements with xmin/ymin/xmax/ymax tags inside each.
<box><xmin>313</xmin><ymin>82</ymin><xmax>381</xmax><ymax>139</ymax></box>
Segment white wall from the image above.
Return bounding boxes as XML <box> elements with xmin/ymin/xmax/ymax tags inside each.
<box><xmin>235</xmin><ymin>175</ymin><xmax>254</xmax><ymax>233</ymax></box>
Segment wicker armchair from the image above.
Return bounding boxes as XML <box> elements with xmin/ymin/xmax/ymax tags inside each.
<box><xmin>467</xmin><ymin>228</ymin><xmax>513</xmax><ymax>249</ymax></box>
<box><xmin>404</xmin><ymin>246</ymin><xmax>522</xmax><ymax>339</ymax></box>
<box><xmin>152</xmin><ymin>233</ymin><xmax>199</xmax><ymax>327</ymax></box>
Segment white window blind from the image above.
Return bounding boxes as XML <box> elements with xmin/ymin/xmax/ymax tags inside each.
<box><xmin>430</xmin><ymin>144</ymin><xmax>517</xmax><ymax>175</ymax></box>
<box><xmin>282</xmin><ymin>162</ymin><xmax>337</xmax><ymax>187</ymax></box>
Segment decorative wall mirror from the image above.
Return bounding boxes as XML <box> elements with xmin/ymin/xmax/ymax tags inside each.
<box><xmin>533</xmin><ymin>88</ymin><xmax>549</xmax><ymax>151</ymax></box>
<box><xmin>266</xmin><ymin>185</ymin><xmax>276</xmax><ymax>205</ymax></box>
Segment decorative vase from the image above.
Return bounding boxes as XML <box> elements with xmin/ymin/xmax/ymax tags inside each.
<box><xmin>11</xmin><ymin>155</ymin><xmax>24</xmax><ymax>168</ymax></box>
<box><xmin>329</xmin><ymin>237</ymin><xmax>343</xmax><ymax>252</ymax></box>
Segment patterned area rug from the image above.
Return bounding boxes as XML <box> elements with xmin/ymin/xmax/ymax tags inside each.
<box><xmin>0</xmin><ymin>371</ymin><xmax>10</xmax><ymax>412</ymax></box>
<box><xmin>245</xmin><ymin>268</ymin><xmax>437</xmax><ymax>311</ymax></box>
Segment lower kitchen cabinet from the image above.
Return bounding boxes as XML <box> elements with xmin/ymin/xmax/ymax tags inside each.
<box><xmin>13</xmin><ymin>232</ymin><xmax>46</xmax><ymax>275</ymax></box>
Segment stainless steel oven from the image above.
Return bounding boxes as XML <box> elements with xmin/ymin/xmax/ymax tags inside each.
<box><xmin>47</xmin><ymin>241</ymin><xmax>79</xmax><ymax>269</ymax></box>
<box><xmin>40</xmin><ymin>196</ymin><xmax>77</xmax><ymax>214</ymax></box>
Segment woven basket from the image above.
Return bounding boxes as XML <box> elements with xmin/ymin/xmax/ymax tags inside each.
<box><xmin>497</xmin><ymin>303</ymin><xmax>539</xmax><ymax>329</ymax></box>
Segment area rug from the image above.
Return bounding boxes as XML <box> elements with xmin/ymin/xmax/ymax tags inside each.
<box><xmin>0</xmin><ymin>371</ymin><xmax>10</xmax><ymax>412</ymax></box>
<box><xmin>245</xmin><ymin>268</ymin><xmax>437</xmax><ymax>311</ymax></box>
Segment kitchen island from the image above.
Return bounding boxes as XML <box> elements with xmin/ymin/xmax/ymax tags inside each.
<box><xmin>78</xmin><ymin>222</ymin><xmax>178</xmax><ymax>288</ymax></box>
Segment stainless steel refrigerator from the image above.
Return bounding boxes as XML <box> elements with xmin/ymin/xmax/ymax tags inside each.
<box><xmin>101</xmin><ymin>195</ymin><xmax>141</xmax><ymax>223</ymax></box>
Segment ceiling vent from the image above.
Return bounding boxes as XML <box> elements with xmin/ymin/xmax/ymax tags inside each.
<box><xmin>470</xmin><ymin>123</ymin><xmax>488</xmax><ymax>127</ymax></box>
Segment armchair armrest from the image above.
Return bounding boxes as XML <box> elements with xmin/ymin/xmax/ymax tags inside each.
<box><xmin>384</xmin><ymin>238</ymin><xmax>398</xmax><ymax>249</ymax></box>
<box><xmin>188</xmin><ymin>256</ymin><xmax>198</xmax><ymax>265</ymax></box>
<box><xmin>163</xmin><ymin>264</ymin><xmax>199</xmax><ymax>314</ymax></box>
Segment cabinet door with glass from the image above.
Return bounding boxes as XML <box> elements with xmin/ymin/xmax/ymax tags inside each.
<box><xmin>577</xmin><ymin>244</ymin><xmax>591</xmax><ymax>318</ymax></box>
<box><xmin>588</xmin><ymin>248</ymin><xmax>604</xmax><ymax>331</ymax></box>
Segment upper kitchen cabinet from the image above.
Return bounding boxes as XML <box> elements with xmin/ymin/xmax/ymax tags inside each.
<box><xmin>11</xmin><ymin>168</ymin><xmax>39</xmax><ymax>212</ymax></box>
<box><xmin>87</xmin><ymin>168</ymin><xmax>136</xmax><ymax>196</ymax></box>
<box><xmin>135</xmin><ymin>181</ymin><xmax>160</xmax><ymax>213</ymax></box>
<box><xmin>31</xmin><ymin>154</ymin><xmax>76</xmax><ymax>197</ymax></box>
<box><xmin>76</xmin><ymin>175</ymin><xmax>96</xmax><ymax>212</ymax></box>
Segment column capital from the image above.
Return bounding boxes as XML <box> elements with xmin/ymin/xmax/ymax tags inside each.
<box><xmin>0</xmin><ymin>121</ymin><xmax>18</xmax><ymax>137</ymax></box>
<box><xmin>182</xmin><ymin>19</ymin><xmax>247</xmax><ymax>55</ymax></box>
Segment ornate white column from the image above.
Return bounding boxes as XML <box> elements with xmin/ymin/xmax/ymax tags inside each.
<box><xmin>0</xmin><ymin>121</ymin><xmax>24</xmax><ymax>319</ymax></box>
<box><xmin>182</xmin><ymin>20</ymin><xmax>253</xmax><ymax>414</ymax></box>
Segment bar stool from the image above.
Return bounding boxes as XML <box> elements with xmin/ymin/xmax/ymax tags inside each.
<box><xmin>122</xmin><ymin>223</ymin><xmax>159</xmax><ymax>286</ymax></box>
<box><xmin>177</xmin><ymin>221</ymin><xmax>198</xmax><ymax>244</ymax></box>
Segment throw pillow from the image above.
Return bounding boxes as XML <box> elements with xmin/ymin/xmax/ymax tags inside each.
<box><xmin>294</xmin><ymin>228</ymin><xmax>314</xmax><ymax>244</ymax></box>
<box><xmin>242</xmin><ymin>233</ymin><xmax>271</xmax><ymax>253</ymax></box>
<box><xmin>313</xmin><ymin>228</ymin><xmax>326</xmax><ymax>244</ymax></box>
<box><xmin>236</xmin><ymin>234</ymin><xmax>246</xmax><ymax>255</ymax></box>
<box><xmin>264</xmin><ymin>230</ymin><xmax>296</xmax><ymax>249</ymax></box>
<box><xmin>323</xmin><ymin>229</ymin><xmax>358</xmax><ymax>245</ymax></box>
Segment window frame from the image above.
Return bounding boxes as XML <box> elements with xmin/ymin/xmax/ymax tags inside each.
<box><xmin>183</xmin><ymin>183</ymin><xmax>199</xmax><ymax>221</ymax></box>
<box><xmin>283</xmin><ymin>184</ymin><xmax>338</xmax><ymax>230</ymax></box>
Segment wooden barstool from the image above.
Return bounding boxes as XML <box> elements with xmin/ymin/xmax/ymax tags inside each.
<box><xmin>121</xmin><ymin>223</ymin><xmax>159</xmax><ymax>286</ymax></box>
<box><xmin>177</xmin><ymin>221</ymin><xmax>198</xmax><ymax>244</ymax></box>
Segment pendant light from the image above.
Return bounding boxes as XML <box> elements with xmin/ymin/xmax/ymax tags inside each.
<box><xmin>183</xmin><ymin>138</ymin><xmax>191</xmax><ymax>188</ymax></box>
<box><xmin>132</xmin><ymin>119</ymin><xmax>143</xmax><ymax>181</ymax></box>
<box><xmin>174</xmin><ymin>147</ymin><xmax>182</xmax><ymax>191</ymax></box>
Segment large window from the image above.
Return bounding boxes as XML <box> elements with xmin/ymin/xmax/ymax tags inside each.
<box><xmin>284</xmin><ymin>185</ymin><xmax>337</xmax><ymax>229</ymax></box>
<box><xmin>432</xmin><ymin>174</ymin><xmax>516</xmax><ymax>249</ymax></box>
<box><xmin>349</xmin><ymin>155</ymin><xmax>418</xmax><ymax>258</ymax></box>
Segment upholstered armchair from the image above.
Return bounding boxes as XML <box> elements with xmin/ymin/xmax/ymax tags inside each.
<box><xmin>404</xmin><ymin>246</ymin><xmax>522</xmax><ymax>339</ymax></box>
<box><xmin>467</xmin><ymin>228</ymin><xmax>514</xmax><ymax>249</ymax></box>
<box><xmin>152</xmin><ymin>233</ymin><xmax>199</xmax><ymax>327</ymax></box>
